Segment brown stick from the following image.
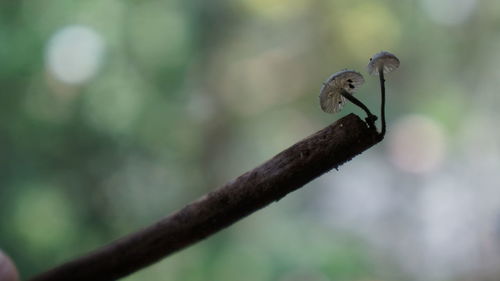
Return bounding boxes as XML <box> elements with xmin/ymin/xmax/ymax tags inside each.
<box><xmin>29</xmin><ymin>113</ymin><xmax>382</xmax><ymax>281</ymax></box>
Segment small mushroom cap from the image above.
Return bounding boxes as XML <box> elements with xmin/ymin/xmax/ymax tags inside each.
<box><xmin>319</xmin><ymin>70</ymin><xmax>364</xmax><ymax>113</ymax></box>
<box><xmin>367</xmin><ymin>51</ymin><xmax>400</xmax><ymax>75</ymax></box>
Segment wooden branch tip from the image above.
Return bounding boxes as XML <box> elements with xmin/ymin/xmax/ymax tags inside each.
<box><xmin>29</xmin><ymin>113</ymin><xmax>382</xmax><ymax>281</ymax></box>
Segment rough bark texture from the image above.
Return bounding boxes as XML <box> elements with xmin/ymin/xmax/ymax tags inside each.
<box><xmin>29</xmin><ymin>113</ymin><xmax>382</xmax><ymax>281</ymax></box>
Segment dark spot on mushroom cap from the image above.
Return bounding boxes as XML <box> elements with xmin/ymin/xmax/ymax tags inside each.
<box><xmin>349</xmin><ymin>84</ymin><xmax>355</xmax><ymax>89</ymax></box>
<box><xmin>338</xmin><ymin>101</ymin><xmax>342</xmax><ymax>104</ymax></box>
<box><xmin>347</xmin><ymin>79</ymin><xmax>353</xmax><ymax>83</ymax></box>
<box><xmin>369</xmin><ymin>58</ymin><xmax>373</xmax><ymax>61</ymax></box>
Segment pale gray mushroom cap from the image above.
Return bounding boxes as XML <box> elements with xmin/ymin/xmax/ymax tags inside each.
<box><xmin>367</xmin><ymin>51</ymin><xmax>400</xmax><ymax>75</ymax></box>
<box><xmin>319</xmin><ymin>70</ymin><xmax>365</xmax><ymax>114</ymax></box>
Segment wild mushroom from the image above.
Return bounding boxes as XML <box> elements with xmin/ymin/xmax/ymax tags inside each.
<box><xmin>319</xmin><ymin>69</ymin><xmax>377</xmax><ymax>126</ymax></box>
<box><xmin>367</xmin><ymin>51</ymin><xmax>400</xmax><ymax>136</ymax></box>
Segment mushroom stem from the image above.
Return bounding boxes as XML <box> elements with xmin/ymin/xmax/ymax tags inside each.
<box><xmin>378</xmin><ymin>69</ymin><xmax>386</xmax><ymax>137</ymax></box>
<box><xmin>340</xmin><ymin>90</ymin><xmax>377</xmax><ymax>128</ymax></box>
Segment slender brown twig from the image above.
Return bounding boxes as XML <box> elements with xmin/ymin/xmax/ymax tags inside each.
<box><xmin>29</xmin><ymin>113</ymin><xmax>382</xmax><ymax>281</ymax></box>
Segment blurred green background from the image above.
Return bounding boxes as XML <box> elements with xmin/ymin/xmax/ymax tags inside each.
<box><xmin>2</xmin><ymin>0</ymin><xmax>500</xmax><ymax>280</ymax></box>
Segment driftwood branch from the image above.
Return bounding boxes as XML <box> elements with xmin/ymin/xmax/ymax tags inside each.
<box><xmin>29</xmin><ymin>113</ymin><xmax>382</xmax><ymax>281</ymax></box>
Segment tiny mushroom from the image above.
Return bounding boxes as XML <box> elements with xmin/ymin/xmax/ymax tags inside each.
<box><xmin>367</xmin><ymin>51</ymin><xmax>400</xmax><ymax>76</ymax></box>
<box><xmin>319</xmin><ymin>69</ymin><xmax>365</xmax><ymax>114</ymax></box>
<box><xmin>319</xmin><ymin>69</ymin><xmax>377</xmax><ymax>127</ymax></box>
<box><xmin>367</xmin><ymin>50</ymin><xmax>400</xmax><ymax>137</ymax></box>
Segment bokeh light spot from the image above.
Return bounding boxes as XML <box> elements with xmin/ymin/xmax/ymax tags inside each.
<box><xmin>388</xmin><ymin>114</ymin><xmax>447</xmax><ymax>174</ymax></box>
<box><xmin>83</xmin><ymin>69</ymin><xmax>144</xmax><ymax>135</ymax></box>
<box><xmin>45</xmin><ymin>25</ymin><xmax>105</xmax><ymax>85</ymax></box>
<box><xmin>240</xmin><ymin>0</ymin><xmax>308</xmax><ymax>20</ymax></box>
<box><xmin>128</xmin><ymin>2</ymin><xmax>190</xmax><ymax>69</ymax></box>
<box><xmin>217</xmin><ymin>48</ymin><xmax>307</xmax><ymax>115</ymax></box>
<box><xmin>12</xmin><ymin>184</ymin><xmax>77</xmax><ymax>251</ymax></box>
<box><xmin>336</xmin><ymin>3</ymin><xmax>401</xmax><ymax>58</ymax></box>
<box><xmin>421</xmin><ymin>0</ymin><xmax>477</xmax><ymax>26</ymax></box>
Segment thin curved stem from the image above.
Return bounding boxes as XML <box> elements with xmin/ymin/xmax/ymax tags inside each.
<box><xmin>340</xmin><ymin>90</ymin><xmax>377</xmax><ymax>128</ymax></box>
<box><xmin>378</xmin><ymin>69</ymin><xmax>386</xmax><ymax>137</ymax></box>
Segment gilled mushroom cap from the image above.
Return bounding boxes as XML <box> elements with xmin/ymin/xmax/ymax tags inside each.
<box><xmin>367</xmin><ymin>51</ymin><xmax>400</xmax><ymax>76</ymax></box>
<box><xmin>319</xmin><ymin>70</ymin><xmax>364</xmax><ymax>113</ymax></box>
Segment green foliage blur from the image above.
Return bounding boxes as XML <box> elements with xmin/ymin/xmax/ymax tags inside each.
<box><xmin>2</xmin><ymin>0</ymin><xmax>500</xmax><ymax>280</ymax></box>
